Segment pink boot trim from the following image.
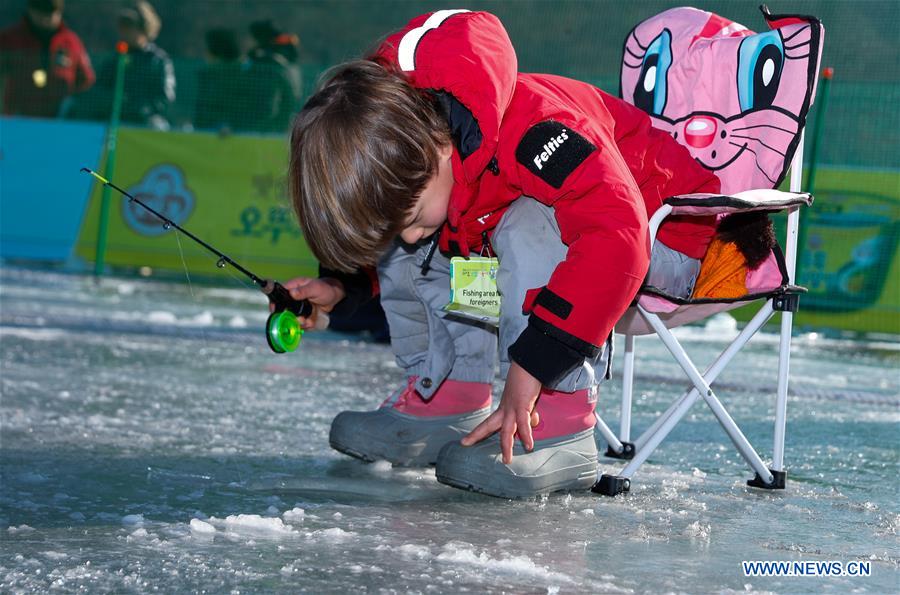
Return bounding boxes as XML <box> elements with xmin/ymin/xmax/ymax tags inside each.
<box><xmin>531</xmin><ymin>386</ymin><xmax>597</xmax><ymax>441</ymax></box>
<box><xmin>391</xmin><ymin>377</ymin><xmax>492</xmax><ymax>418</ymax></box>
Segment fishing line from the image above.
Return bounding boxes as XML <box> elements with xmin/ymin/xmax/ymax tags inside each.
<box><xmin>173</xmin><ymin>230</ymin><xmax>195</xmax><ymax>299</ymax></box>
<box><xmin>172</xmin><ymin>228</ymin><xmax>221</xmax><ymax>355</ymax></box>
<box><xmin>82</xmin><ymin>167</ymin><xmax>311</xmax><ymax>354</ymax></box>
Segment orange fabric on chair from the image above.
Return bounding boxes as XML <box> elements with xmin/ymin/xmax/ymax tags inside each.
<box><xmin>692</xmin><ymin>238</ymin><xmax>749</xmax><ymax>299</ymax></box>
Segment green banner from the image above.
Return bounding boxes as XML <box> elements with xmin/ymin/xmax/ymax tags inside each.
<box><xmin>76</xmin><ymin>128</ymin><xmax>317</xmax><ymax>282</ymax></box>
<box><xmin>734</xmin><ymin>167</ymin><xmax>900</xmax><ymax>335</ymax></box>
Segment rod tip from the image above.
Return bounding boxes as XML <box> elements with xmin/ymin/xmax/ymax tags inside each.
<box><xmin>81</xmin><ymin>167</ymin><xmax>109</xmax><ymax>184</ymax></box>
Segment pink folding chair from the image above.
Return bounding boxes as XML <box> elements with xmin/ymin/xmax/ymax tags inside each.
<box><xmin>592</xmin><ymin>5</ymin><xmax>825</xmax><ymax>495</ymax></box>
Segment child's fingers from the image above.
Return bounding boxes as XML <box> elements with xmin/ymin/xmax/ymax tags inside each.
<box><xmin>461</xmin><ymin>412</ymin><xmax>500</xmax><ymax>446</ymax></box>
<box><xmin>281</xmin><ymin>277</ymin><xmax>313</xmax><ymax>290</ymax></box>
<box><xmin>500</xmin><ymin>415</ymin><xmax>516</xmax><ymax>464</ymax></box>
<box><xmin>516</xmin><ymin>409</ymin><xmax>534</xmax><ymax>452</ymax></box>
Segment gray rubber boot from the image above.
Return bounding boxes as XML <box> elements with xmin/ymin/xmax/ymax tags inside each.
<box><xmin>329</xmin><ymin>406</ymin><xmax>491</xmax><ymax>467</ymax></box>
<box><xmin>434</xmin><ymin>429</ymin><xmax>599</xmax><ymax>499</ymax></box>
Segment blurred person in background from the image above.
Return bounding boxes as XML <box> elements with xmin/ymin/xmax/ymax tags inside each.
<box><xmin>194</xmin><ymin>27</ymin><xmax>246</xmax><ymax>132</ymax></box>
<box><xmin>243</xmin><ymin>19</ymin><xmax>301</xmax><ymax>133</ymax></box>
<box><xmin>0</xmin><ymin>0</ymin><xmax>94</xmax><ymax>118</ymax></box>
<box><xmin>80</xmin><ymin>0</ymin><xmax>174</xmax><ymax>129</ymax></box>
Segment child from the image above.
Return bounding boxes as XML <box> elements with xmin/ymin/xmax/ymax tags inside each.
<box><xmin>285</xmin><ymin>10</ymin><xmax>720</xmax><ymax>498</ymax></box>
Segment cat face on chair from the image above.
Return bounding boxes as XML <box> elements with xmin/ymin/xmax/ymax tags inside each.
<box><xmin>621</xmin><ymin>7</ymin><xmax>824</xmax><ymax>194</ymax></box>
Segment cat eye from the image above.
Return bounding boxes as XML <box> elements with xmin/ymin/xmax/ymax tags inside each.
<box><xmin>737</xmin><ymin>30</ymin><xmax>784</xmax><ymax>112</ymax></box>
<box><xmin>632</xmin><ymin>30</ymin><xmax>672</xmax><ymax>116</ymax></box>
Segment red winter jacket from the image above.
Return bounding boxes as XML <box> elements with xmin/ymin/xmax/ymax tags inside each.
<box><xmin>0</xmin><ymin>17</ymin><xmax>94</xmax><ymax>117</ymax></box>
<box><xmin>336</xmin><ymin>10</ymin><xmax>720</xmax><ymax>384</ymax></box>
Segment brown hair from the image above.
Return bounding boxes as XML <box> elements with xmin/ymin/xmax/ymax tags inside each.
<box><xmin>289</xmin><ymin>59</ymin><xmax>450</xmax><ymax>272</ymax></box>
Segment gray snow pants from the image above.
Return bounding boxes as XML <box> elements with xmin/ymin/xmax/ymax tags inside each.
<box><xmin>376</xmin><ymin>196</ymin><xmax>610</xmax><ymax>400</ymax></box>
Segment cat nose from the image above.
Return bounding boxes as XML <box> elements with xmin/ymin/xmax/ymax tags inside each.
<box><xmin>683</xmin><ymin>116</ymin><xmax>718</xmax><ymax>148</ymax></box>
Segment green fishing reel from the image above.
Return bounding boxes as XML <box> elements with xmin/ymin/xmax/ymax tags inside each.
<box><xmin>266</xmin><ymin>309</ymin><xmax>303</xmax><ymax>353</ymax></box>
<box><xmin>263</xmin><ymin>281</ymin><xmax>312</xmax><ymax>354</ymax></box>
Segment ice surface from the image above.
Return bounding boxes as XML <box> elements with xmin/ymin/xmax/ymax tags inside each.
<box><xmin>1</xmin><ymin>267</ymin><xmax>898</xmax><ymax>593</ymax></box>
<box><xmin>435</xmin><ymin>542</ymin><xmax>574</xmax><ymax>584</ymax></box>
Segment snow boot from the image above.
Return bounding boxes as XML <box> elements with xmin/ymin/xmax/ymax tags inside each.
<box><xmin>329</xmin><ymin>377</ymin><xmax>492</xmax><ymax>466</ymax></box>
<box><xmin>435</xmin><ymin>386</ymin><xmax>599</xmax><ymax>498</ymax></box>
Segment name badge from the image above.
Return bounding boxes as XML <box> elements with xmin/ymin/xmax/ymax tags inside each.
<box><xmin>444</xmin><ymin>256</ymin><xmax>501</xmax><ymax>325</ymax></box>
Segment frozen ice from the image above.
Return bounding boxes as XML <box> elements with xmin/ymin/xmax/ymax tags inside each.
<box><xmin>218</xmin><ymin>514</ymin><xmax>296</xmax><ymax>535</ymax></box>
<box><xmin>1</xmin><ymin>267</ymin><xmax>897</xmax><ymax>593</ymax></box>
<box><xmin>306</xmin><ymin>527</ymin><xmax>356</xmax><ymax>541</ymax></box>
<box><xmin>683</xmin><ymin>521</ymin><xmax>711</xmax><ymax>540</ymax></box>
<box><xmin>146</xmin><ymin>311</ymin><xmax>178</xmax><ymax>324</ymax></box>
<box><xmin>282</xmin><ymin>507</ymin><xmax>305</xmax><ymax>522</ymax></box>
<box><xmin>190</xmin><ymin>519</ymin><xmax>216</xmax><ymax>535</ymax></box>
<box><xmin>436</xmin><ymin>542</ymin><xmax>573</xmax><ymax>584</ymax></box>
<box><xmin>228</xmin><ymin>316</ymin><xmax>248</xmax><ymax>328</ymax></box>
<box><xmin>370</xmin><ymin>460</ymin><xmax>393</xmax><ymax>473</ymax></box>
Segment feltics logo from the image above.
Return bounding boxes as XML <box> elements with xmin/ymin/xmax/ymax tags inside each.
<box><xmin>532</xmin><ymin>129</ymin><xmax>569</xmax><ymax>170</ymax></box>
<box><xmin>515</xmin><ymin>121</ymin><xmax>596</xmax><ymax>189</ymax></box>
<box><xmin>121</xmin><ymin>164</ymin><xmax>195</xmax><ymax>236</ymax></box>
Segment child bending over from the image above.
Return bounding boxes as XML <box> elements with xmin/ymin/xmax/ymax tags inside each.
<box><xmin>284</xmin><ymin>10</ymin><xmax>720</xmax><ymax>498</ymax></box>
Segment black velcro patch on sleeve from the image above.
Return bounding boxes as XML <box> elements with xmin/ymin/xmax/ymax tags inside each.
<box><xmin>515</xmin><ymin>121</ymin><xmax>596</xmax><ymax>189</ymax></box>
<box><xmin>534</xmin><ymin>288</ymin><xmax>573</xmax><ymax>320</ymax></box>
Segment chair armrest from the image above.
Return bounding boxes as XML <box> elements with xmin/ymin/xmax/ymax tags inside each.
<box><xmin>648</xmin><ymin>189</ymin><xmax>812</xmax><ymax>249</ymax></box>
<box><xmin>663</xmin><ymin>189</ymin><xmax>813</xmax><ymax>215</ymax></box>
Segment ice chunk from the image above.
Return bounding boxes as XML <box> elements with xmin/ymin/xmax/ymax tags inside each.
<box><xmin>7</xmin><ymin>525</ymin><xmax>34</xmax><ymax>534</ymax></box>
<box><xmin>188</xmin><ymin>311</ymin><xmax>215</xmax><ymax>326</ymax></box>
<box><xmin>121</xmin><ymin>514</ymin><xmax>144</xmax><ymax>526</ymax></box>
<box><xmin>396</xmin><ymin>544</ymin><xmax>431</xmax><ymax>559</ymax></box>
<box><xmin>436</xmin><ymin>542</ymin><xmax>572</xmax><ymax>583</ymax></box>
<box><xmin>190</xmin><ymin>519</ymin><xmax>216</xmax><ymax>535</ymax></box>
<box><xmin>228</xmin><ymin>316</ymin><xmax>248</xmax><ymax>328</ymax></box>
<box><xmin>147</xmin><ymin>311</ymin><xmax>177</xmax><ymax>324</ymax></box>
<box><xmin>282</xmin><ymin>508</ymin><xmax>305</xmax><ymax>522</ymax></box>
<box><xmin>220</xmin><ymin>514</ymin><xmax>296</xmax><ymax>535</ymax></box>
<box><xmin>371</xmin><ymin>460</ymin><xmax>393</xmax><ymax>473</ymax></box>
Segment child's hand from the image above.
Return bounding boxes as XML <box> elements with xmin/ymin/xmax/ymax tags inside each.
<box><xmin>461</xmin><ymin>362</ymin><xmax>542</xmax><ymax>464</ymax></box>
<box><xmin>276</xmin><ymin>277</ymin><xmax>346</xmax><ymax>330</ymax></box>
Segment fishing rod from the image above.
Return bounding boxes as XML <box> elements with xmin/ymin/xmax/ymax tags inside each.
<box><xmin>81</xmin><ymin>167</ymin><xmax>312</xmax><ymax>354</ymax></box>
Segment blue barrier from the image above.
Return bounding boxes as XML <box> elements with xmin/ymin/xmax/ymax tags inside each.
<box><xmin>0</xmin><ymin>117</ymin><xmax>106</xmax><ymax>262</ymax></box>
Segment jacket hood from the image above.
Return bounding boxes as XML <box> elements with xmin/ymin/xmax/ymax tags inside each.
<box><xmin>375</xmin><ymin>10</ymin><xmax>517</xmax><ymax>236</ymax></box>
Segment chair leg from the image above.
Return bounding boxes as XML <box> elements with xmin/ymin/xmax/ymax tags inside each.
<box><xmin>595</xmin><ymin>412</ymin><xmax>630</xmax><ymax>458</ymax></box>
<box><xmin>773</xmin><ymin>309</ymin><xmax>794</xmax><ymax>472</ymax></box>
<box><xmin>620</xmin><ymin>334</ymin><xmax>635</xmax><ymax>442</ymax></box>
<box><xmin>629</xmin><ymin>305</ymin><xmax>776</xmax><ymax>465</ymax></box>
<box><xmin>641</xmin><ymin>307</ymin><xmax>775</xmax><ymax>485</ymax></box>
<box><xmin>593</xmin><ymin>303</ymin><xmax>777</xmax><ymax>496</ymax></box>
<box><xmin>747</xmin><ymin>302</ymin><xmax>796</xmax><ymax>491</ymax></box>
<box><xmin>602</xmin><ymin>334</ymin><xmax>635</xmax><ymax>460</ymax></box>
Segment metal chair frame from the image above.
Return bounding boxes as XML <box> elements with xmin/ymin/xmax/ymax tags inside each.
<box><xmin>593</xmin><ymin>135</ymin><xmax>808</xmax><ymax>496</ymax></box>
